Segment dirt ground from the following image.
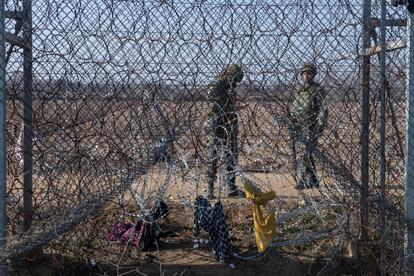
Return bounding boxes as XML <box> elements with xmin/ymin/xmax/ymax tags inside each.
<box><xmin>10</xmin><ymin>204</ymin><xmax>332</xmax><ymax>276</ymax></box>
<box><xmin>8</xmin><ymin>170</ymin><xmax>350</xmax><ymax>276</ymax></box>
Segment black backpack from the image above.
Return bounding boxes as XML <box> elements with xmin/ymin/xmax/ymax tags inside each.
<box><xmin>137</xmin><ymin>200</ymin><xmax>170</xmax><ymax>251</ymax></box>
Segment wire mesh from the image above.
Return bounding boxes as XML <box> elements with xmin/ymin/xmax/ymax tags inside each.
<box><xmin>0</xmin><ymin>0</ymin><xmax>409</xmax><ymax>274</ymax></box>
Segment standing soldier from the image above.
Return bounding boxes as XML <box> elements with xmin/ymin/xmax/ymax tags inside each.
<box><xmin>289</xmin><ymin>63</ymin><xmax>328</xmax><ymax>190</ymax></box>
<box><xmin>205</xmin><ymin>64</ymin><xmax>246</xmax><ymax>199</ymax></box>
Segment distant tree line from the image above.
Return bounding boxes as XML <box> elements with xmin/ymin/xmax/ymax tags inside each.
<box><xmin>4</xmin><ymin>74</ymin><xmax>407</xmax><ymax>103</ymax></box>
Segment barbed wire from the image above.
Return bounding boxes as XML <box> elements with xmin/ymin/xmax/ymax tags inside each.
<box><xmin>2</xmin><ymin>0</ymin><xmax>408</xmax><ymax>274</ymax></box>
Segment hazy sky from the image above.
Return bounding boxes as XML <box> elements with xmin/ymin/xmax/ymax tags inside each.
<box><xmin>4</xmin><ymin>0</ymin><xmax>408</xmax><ymax>87</ymax></box>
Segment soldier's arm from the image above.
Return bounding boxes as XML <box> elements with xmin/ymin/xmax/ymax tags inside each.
<box><xmin>317</xmin><ymin>86</ymin><xmax>328</xmax><ymax>131</ymax></box>
<box><xmin>227</xmin><ymin>84</ymin><xmax>237</xmax><ymax>113</ymax></box>
<box><xmin>287</xmin><ymin>86</ymin><xmax>300</xmax><ymax>127</ymax></box>
<box><xmin>205</xmin><ymin>80</ymin><xmax>225</xmax><ymax>134</ymax></box>
<box><xmin>207</xmin><ymin>80</ymin><xmax>221</xmax><ymax>114</ymax></box>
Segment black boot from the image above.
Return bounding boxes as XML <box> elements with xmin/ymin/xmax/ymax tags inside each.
<box><xmin>295</xmin><ymin>179</ymin><xmax>306</xmax><ymax>190</ymax></box>
<box><xmin>227</xmin><ymin>185</ymin><xmax>245</xmax><ymax>197</ymax></box>
<box><xmin>308</xmin><ymin>178</ymin><xmax>320</xmax><ymax>188</ymax></box>
<box><xmin>307</xmin><ymin>173</ymin><xmax>320</xmax><ymax>188</ymax></box>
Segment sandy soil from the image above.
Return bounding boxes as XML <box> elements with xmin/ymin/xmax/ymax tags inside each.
<box><xmin>9</xmin><ymin>169</ymin><xmax>339</xmax><ymax>276</ymax></box>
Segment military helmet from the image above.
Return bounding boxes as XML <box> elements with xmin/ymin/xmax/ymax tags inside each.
<box><xmin>300</xmin><ymin>63</ymin><xmax>317</xmax><ymax>75</ymax></box>
<box><xmin>222</xmin><ymin>64</ymin><xmax>244</xmax><ymax>83</ymax></box>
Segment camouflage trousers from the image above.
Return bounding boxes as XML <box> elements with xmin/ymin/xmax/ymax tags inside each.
<box><xmin>290</xmin><ymin>126</ymin><xmax>319</xmax><ymax>185</ymax></box>
<box><xmin>297</xmin><ymin>140</ymin><xmax>318</xmax><ymax>185</ymax></box>
<box><xmin>206</xmin><ymin>133</ymin><xmax>238</xmax><ymax>195</ymax></box>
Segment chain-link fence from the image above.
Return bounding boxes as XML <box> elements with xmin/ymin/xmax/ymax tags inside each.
<box><xmin>0</xmin><ymin>0</ymin><xmax>411</xmax><ymax>274</ymax></box>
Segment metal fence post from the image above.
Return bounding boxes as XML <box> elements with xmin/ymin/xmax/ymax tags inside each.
<box><xmin>379</xmin><ymin>0</ymin><xmax>387</xmax><ymax>274</ymax></box>
<box><xmin>22</xmin><ymin>0</ymin><xmax>33</xmax><ymax>232</ymax></box>
<box><xmin>360</xmin><ymin>0</ymin><xmax>371</xmax><ymax>242</ymax></box>
<box><xmin>405</xmin><ymin>8</ymin><xmax>414</xmax><ymax>276</ymax></box>
<box><xmin>0</xmin><ymin>0</ymin><xmax>7</xmax><ymax>274</ymax></box>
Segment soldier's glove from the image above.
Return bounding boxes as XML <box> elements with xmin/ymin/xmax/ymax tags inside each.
<box><xmin>316</xmin><ymin>109</ymin><xmax>328</xmax><ymax>137</ymax></box>
<box><xmin>203</xmin><ymin>119</ymin><xmax>211</xmax><ymax>135</ymax></box>
<box><xmin>315</xmin><ymin>122</ymin><xmax>326</xmax><ymax>138</ymax></box>
<box><xmin>287</xmin><ymin>124</ymin><xmax>298</xmax><ymax>141</ymax></box>
<box><xmin>205</xmin><ymin>117</ymin><xmax>222</xmax><ymax>138</ymax></box>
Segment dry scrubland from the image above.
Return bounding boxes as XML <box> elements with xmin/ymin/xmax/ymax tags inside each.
<box><xmin>4</xmin><ymin>98</ymin><xmax>406</xmax><ymax>275</ymax></box>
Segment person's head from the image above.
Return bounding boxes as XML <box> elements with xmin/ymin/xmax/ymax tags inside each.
<box><xmin>222</xmin><ymin>64</ymin><xmax>244</xmax><ymax>85</ymax></box>
<box><xmin>300</xmin><ymin>63</ymin><xmax>317</xmax><ymax>83</ymax></box>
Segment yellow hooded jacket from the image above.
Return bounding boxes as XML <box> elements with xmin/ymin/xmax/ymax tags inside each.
<box><xmin>243</xmin><ymin>178</ymin><xmax>276</xmax><ymax>253</ymax></box>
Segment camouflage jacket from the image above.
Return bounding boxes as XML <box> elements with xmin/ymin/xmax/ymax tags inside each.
<box><xmin>290</xmin><ymin>82</ymin><xmax>328</xmax><ymax>133</ymax></box>
<box><xmin>206</xmin><ymin>77</ymin><xmax>238</xmax><ymax>137</ymax></box>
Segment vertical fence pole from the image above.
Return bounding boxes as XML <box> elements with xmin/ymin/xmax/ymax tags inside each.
<box><xmin>22</xmin><ymin>0</ymin><xmax>32</xmax><ymax>231</ymax></box>
<box><xmin>379</xmin><ymin>0</ymin><xmax>387</xmax><ymax>274</ymax></box>
<box><xmin>0</xmin><ymin>0</ymin><xmax>7</xmax><ymax>273</ymax></box>
<box><xmin>360</xmin><ymin>0</ymin><xmax>371</xmax><ymax>242</ymax></box>
<box><xmin>405</xmin><ymin>8</ymin><xmax>414</xmax><ymax>276</ymax></box>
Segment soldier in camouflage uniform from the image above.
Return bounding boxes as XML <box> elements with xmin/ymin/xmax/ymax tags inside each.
<box><xmin>289</xmin><ymin>63</ymin><xmax>328</xmax><ymax>190</ymax></box>
<box><xmin>205</xmin><ymin>64</ymin><xmax>246</xmax><ymax>199</ymax></box>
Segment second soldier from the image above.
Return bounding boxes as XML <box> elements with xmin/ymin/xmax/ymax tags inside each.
<box><xmin>205</xmin><ymin>64</ymin><xmax>246</xmax><ymax>199</ymax></box>
<box><xmin>289</xmin><ymin>63</ymin><xmax>328</xmax><ymax>190</ymax></box>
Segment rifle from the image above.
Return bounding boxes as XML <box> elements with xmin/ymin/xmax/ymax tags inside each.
<box><xmin>278</xmin><ymin>116</ymin><xmax>299</xmax><ymax>183</ymax></box>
